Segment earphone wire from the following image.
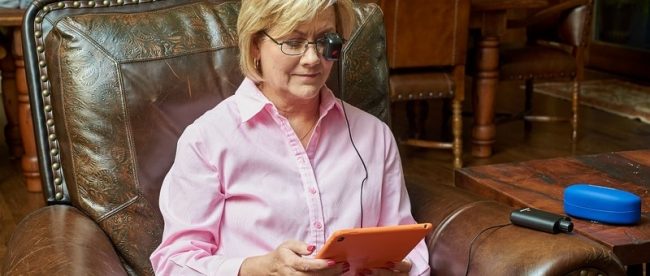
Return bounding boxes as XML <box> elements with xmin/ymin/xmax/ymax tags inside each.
<box><xmin>340</xmin><ymin>99</ymin><xmax>369</xmax><ymax>229</ymax></box>
<box><xmin>335</xmin><ymin>12</ymin><xmax>369</xmax><ymax>227</ymax></box>
<box><xmin>464</xmin><ymin>223</ymin><xmax>512</xmax><ymax>276</ymax></box>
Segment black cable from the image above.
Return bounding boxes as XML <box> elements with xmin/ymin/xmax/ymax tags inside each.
<box><xmin>333</xmin><ymin>15</ymin><xmax>368</xmax><ymax>229</ymax></box>
<box><xmin>464</xmin><ymin>223</ymin><xmax>512</xmax><ymax>276</ymax></box>
<box><xmin>340</xmin><ymin>100</ymin><xmax>369</xmax><ymax>228</ymax></box>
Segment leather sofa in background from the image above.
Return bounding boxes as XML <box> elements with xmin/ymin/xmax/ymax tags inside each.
<box><xmin>3</xmin><ymin>1</ymin><xmax>625</xmax><ymax>275</ymax></box>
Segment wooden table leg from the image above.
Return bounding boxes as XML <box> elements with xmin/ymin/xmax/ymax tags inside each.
<box><xmin>0</xmin><ymin>43</ymin><xmax>24</xmax><ymax>159</ymax></box>
<box><xmin>12</xmin><ymin>29</ymin><xmax>41</xmax><ymax>192</ymax></box>
<box><xmin>471</xmin><ymin>35</ymin><xmax>499</xmax><ymax>157</ymax></box>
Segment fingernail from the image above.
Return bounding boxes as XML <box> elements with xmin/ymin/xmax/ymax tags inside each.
<box><xmin>327</xmin><ymin>260</ymin><xmax>336</xmax><ymax>267</ymax></box>
<box><xmin>386</xmin><ymin>261</ymin><xmax>395</xmax><ymax>268</ymax></box>
<box><xmin>307</xmin><ymin>245</ymin><xmax>316</xmax><ymax>252</ymax></box>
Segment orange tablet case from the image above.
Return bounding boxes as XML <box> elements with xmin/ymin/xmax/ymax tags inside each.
<box><xmin>315</xmin><ymin>223</ymin><xmax>432</xmax><ymax>270</ymax></box>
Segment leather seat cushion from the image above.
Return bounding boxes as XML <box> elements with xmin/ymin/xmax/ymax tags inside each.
<box><xmin>500</xmin><ymin>45</ymin><xmax>577</xmax><ymax>80</ymax></box>
<box><xmin>390</xmin><ymin>72</ymin><xmax>455</xmax><ymax>101</ymax></box>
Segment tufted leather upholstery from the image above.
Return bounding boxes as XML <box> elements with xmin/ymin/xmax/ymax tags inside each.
<box><xmin>380</xmin><ymin>0</ymin><xmax>470</xmax><ymax>169</ymax></box>
<box><xmin>13</xmin><ymin>0</ymin><xmax>389</xmax><ymax>274</ymax></box>
<box><xmin>499</xmin><ymin>0</ymin><xmax>594</xmax><ymax>141</ymax></box>
<box><xmin>2</xmin><ymin>0</ymin><xmax>625</xmax><ymax>275</ymax></box>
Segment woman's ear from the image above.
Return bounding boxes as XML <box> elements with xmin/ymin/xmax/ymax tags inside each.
<box><xmin>253</xmin><ymin>37</ymin><xmax>262</xmax><ymax>64</ymax></box>
<box><xmin>251</xmin><ymin>37</ymin><xmax>263</xmax><ymax>77</ymax></box>
<box><xmin>252</xmin><ymin>49</ymin><xmax>260</xmax><ymax>62</ymax></box>
<box><xmin>252</xmin><ymin>34</ymin><xmax>261</xmax><ymax>59</ymax></box>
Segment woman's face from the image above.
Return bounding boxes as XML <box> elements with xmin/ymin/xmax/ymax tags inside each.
<box><xmin>255</xmin><ymin>7</ymin><xmax>336</xmax><ymax>102</ymax></box>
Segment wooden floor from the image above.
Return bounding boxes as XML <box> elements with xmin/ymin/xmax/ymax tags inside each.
<box><xmin>0</xmin><ymin>70</ymin><xmax>649</xmax><ymax>269</ymax></box>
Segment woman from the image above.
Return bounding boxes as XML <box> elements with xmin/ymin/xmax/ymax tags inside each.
<box><xmin>150</xmin><ymin>0</ymin><xmax>430</xmax><ymax>275</ymax></box>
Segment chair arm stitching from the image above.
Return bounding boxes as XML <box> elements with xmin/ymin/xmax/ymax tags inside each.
<box><xmin>97</xmin><ymin>195</ymin><xmax>139</xmax><ymax>222</ymax></box>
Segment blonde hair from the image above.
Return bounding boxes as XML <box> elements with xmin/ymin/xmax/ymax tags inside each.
<box><xmin>237</xmin><ymin>0</ymin><xmax>355</xmax><ymax>82</ymax></box>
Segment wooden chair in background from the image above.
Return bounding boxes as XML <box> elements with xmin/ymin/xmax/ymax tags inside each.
<box><xmin>1</xmin><ymin>8</ymin><xmax>41</xmax><ymax>192</ymax></box>
<box><xmin>499</xmin><ymin>0</ymin><xmax>594</xmax><ymax>142</ymax></box>
<box><xmin>379</xmin><ymin>0</ymin><xmax>470</xmax><ymax>169</ymax></box>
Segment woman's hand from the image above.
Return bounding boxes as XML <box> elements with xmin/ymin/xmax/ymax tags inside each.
<box><xmin>240</xmin><ymin>240</ymin><xmax>349</xmax><ymax>275</ymax></box>
<box><xmin>358</xmin><ymin>259</ymin><xmax>412</xmax><ymax>276</ymax></box>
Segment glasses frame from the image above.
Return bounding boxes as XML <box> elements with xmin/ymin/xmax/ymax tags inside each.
<box><xmin>262</xmin><ymin>31</ymin><xmax>331</xmax><ymax>57</ymax></box>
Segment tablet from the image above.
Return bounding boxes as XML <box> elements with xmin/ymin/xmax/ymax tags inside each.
<box><xmin>315</xmin><ymin>223</ymin><xmax>432</xmax><ymax>270</ymax></box>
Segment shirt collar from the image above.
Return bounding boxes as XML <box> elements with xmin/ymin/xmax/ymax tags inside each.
<box><xmin>235</xmin><ymin>77</ymin><xmax>343</xmax><ymax>123</ymax></box>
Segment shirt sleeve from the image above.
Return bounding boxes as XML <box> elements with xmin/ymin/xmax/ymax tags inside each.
<box><xmin>377</xmin><ymin>125</ymin><xmax>431</xmax><ymax>276</ymax></box>
<box><xmin>150</xmin><ymin>124</ymin><xmax>243</xmax><ymax>276</ymax></box>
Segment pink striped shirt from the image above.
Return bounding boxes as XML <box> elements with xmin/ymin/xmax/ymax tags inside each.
<box><xmin>150</xmin><ymin>78</ymin><xmax>430</xmax><ymax>275</ymax></box>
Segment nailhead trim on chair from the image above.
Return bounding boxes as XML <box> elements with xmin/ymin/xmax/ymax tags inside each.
<box><xmin>32</xmin><ymin>0</ymin><xmax>161</xmax><ymax>201</ymax></box>
<box><xmin>503</xmin><ymin>71</ymin><xmax>577</xmax><ymax>81</ymax></box>
<box><xmin>394</xmin><ymin>90</ymin><xmax>454</xmax><ymax>101</ymax></box>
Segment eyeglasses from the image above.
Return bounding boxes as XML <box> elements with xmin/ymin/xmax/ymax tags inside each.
<box><xmin>263</xmin><ymin>31</ymin><xmax>336</xmax><ymax>57</ymax></box>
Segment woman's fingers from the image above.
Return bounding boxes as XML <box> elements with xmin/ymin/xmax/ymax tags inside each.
<box><xmin>276</xmin><ymin>240</ymin><xmax>340</xmax><ymax>273</ymax></box>
<box><xmin>279</xmin><ymin>240</ymin><xmax>314</xmax><ymax>256</ymax></box>
<box><xmin>289</xmin><ymin>255</ymin><xmax>332</xmax><ymax>272</ymax></box>
<box><xmin>391</xmin><ymin>259</ymin><xmax>412</xmax><ymax>272</ymax></box>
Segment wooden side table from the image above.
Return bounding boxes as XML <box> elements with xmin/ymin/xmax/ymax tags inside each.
<box><xmin>0</xmin><ymin>8</ymin><xmax>41</xmax><ymax>192</ymax></box>
<box><xmin>456</xmin><ymin>150</ymin><xmax>650</xmax><ymax>275</ymax></box>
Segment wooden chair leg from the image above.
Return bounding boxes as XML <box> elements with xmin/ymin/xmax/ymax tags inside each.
<box><xmin>452</xmin><ymin>99</ymin><xmax>463</xmax><ymax>169</ymax></box>
<box><xmin>406</xmin><ymin>101</ymin><xmax>417</xmax><ymax>139</ymax></box>
<box><xmin>524</xmin><ymin>79</ymin><xmax>534</xmax><ymax>112</ymax></box>
<box><xmin>571</xmin><ymin>78</ymin><xmax>580</xmax><ymax>142</ymax></box>
<box><xmin>524</xmin><ymin>79</ymin><xmax>534</xmax><ymax>133</ymax></box>
<box><xmin>441</xmin><ymin>99</ymin><xmax>452</xmax><ymax>140</ymax></box>
<box><xmin>417</xmin><ymin>100</ymin><xmax>429</xmax><ymax>139</ymax></box>
<box><xmin>1</xmin><ymin>46</ymin><xmax>24</xmax><ymax>159</ymax></box>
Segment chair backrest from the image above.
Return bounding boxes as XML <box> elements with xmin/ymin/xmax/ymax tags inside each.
<box><xmin>22</xmin><ymin>1</ymin><xmax>389</xmax><ymax>274</ymax></box>
<box><xmin>378</xmin><ymin>0</ymin><xmax>470</xmax><ymax>69</ymax></box>
<box><xmin>526</xmin><ymin>0</ymin><xmax>594</xmax><ymax>48</ymax></box>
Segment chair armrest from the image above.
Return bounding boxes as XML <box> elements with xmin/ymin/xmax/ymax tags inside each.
<box><xmin>508</xmin><ymin>0</ymin><xmax>591</xmax><ymax>47</ymax></box>
<box><xmin>2</xmin><ymin>205</ymin><xmax>127</xmax><ymax>275</ymax></box>
<box><xmin>508</xmin><ymin>0</ymin><xmax>588</xmax><ymax>29</ymax></box>
<box><xmin>529</xmin><ymin>0</ymin><xmax>588</xmax><ymax>25</ymax></box>
<box><xmin>408</xmin><ymin>183</ymin><xmax>626</xmax><ymax>276</ymax></box>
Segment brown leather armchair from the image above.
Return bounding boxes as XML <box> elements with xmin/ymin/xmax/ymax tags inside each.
<box><xmin>499</xmin><ymin>0</ymin><xmax>594</xmax><ymax>141</ymax></box>
<box><xmin>380</xmin><ymin>0</ymin><xmax>470</xmax><ymax>169</ymax></box>
<box><xmin>3</xmin><ymin>1</ymin><xmax>624</xmax><ymax>275</ymax></box>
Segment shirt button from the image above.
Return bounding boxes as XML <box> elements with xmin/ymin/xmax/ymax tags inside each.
<box><xmin>314</xmin><ymin>222</ymin><xmax>322</xmax><ymax>229</ymax></box>
<box><xmin>309</xmin><ymin>187</ymin><xmax>317</xmax><ymax>194</ymax></box>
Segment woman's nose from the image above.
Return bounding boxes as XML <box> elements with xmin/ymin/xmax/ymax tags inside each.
<box><xmin>301</xmin><ymin>43</ymin><xmax>321</xmax><ymax>64</ymax></box>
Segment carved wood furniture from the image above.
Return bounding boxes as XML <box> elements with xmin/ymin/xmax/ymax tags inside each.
<box><xmin>499</xmin><ymin>0</ymin><xmax>594</xmax><ymax>143</ymax></box>
<box><xmin>0</xmin><ymin>8</ymin><xmax>40</xmax><ymax>192</ymax></box>
<box><xmin>380</xmin><ymin>0</ymin><xmax>470</xmax><ymax>169</ymax></box>
<box><xmin>456</xmin><ymin>149</ymin><xmax>650</xmax><ymax>275</ymax></box>
<box><xmin>469</xmin><ymin>0</ymin><xmax>549</xmax><ymax>157</ymax></box>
